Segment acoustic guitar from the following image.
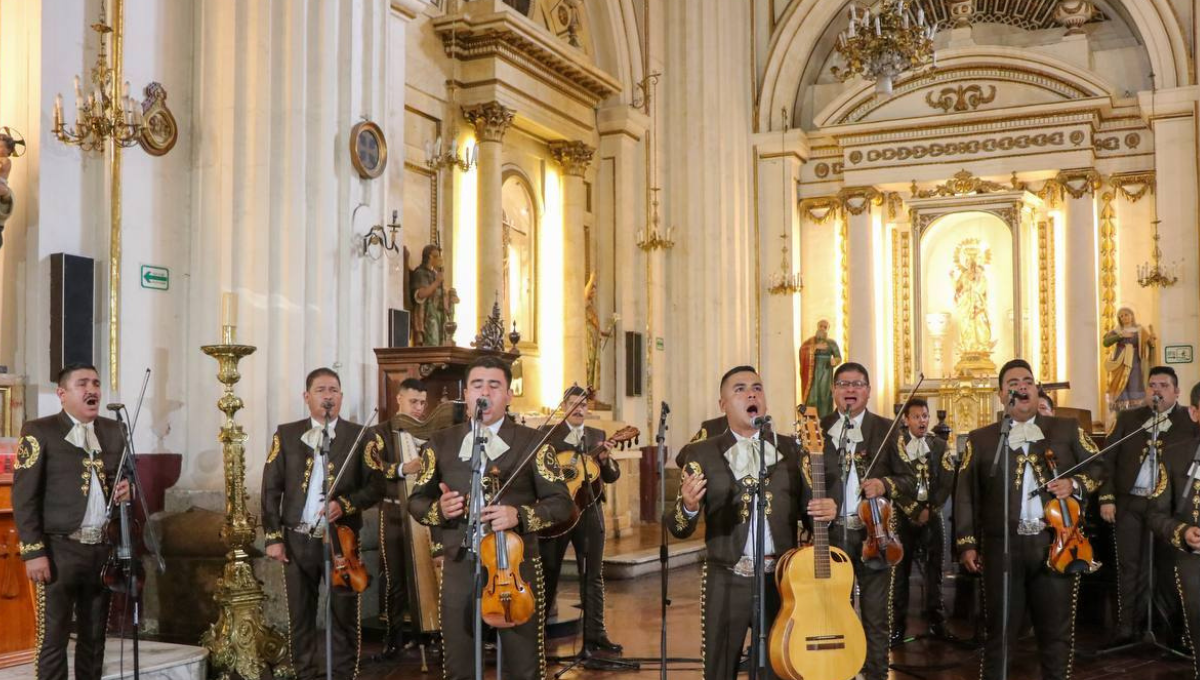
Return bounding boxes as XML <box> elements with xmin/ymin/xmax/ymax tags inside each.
<box><xmin>769</xmin><ymin>409</ymin><xmax>867</xmax><ymax>680</ymax></box>
<box><xmin>536</xmin><ymin>425</ymin><xmax>640</xmax><ymax>539</ymax></box>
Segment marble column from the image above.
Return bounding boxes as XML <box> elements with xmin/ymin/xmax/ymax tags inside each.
<box><xmin>842</xmin><ymin>190</ymin><xmax>882</xmax><ymax>374</ymax></box>
<box><xmin>1060</xmin><ymin>176</ymin><xmax>1101</xmax><ymax>415</ymax></box>
<box><xmin>550</xmin><ymin>140</ymin><xmax>596</xmax><ymax>390</ymax></box>
<box><xmin>464</xmin><ymin>101</ymin><xmax>515</xmax><ymax>327</ymax></box>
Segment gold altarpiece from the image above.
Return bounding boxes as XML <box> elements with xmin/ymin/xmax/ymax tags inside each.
<box><xmin>895</xmin><ymin>179</ymin><xmax>1049</xmax><ymax>435</ymax></box>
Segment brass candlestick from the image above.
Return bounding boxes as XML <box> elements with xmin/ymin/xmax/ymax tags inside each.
<box><xmin>199</xmin><ymin>325</ymin><xmax>291</xmax><ymax>680</ymax></box>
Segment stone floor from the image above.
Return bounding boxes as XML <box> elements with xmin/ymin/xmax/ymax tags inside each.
<box><xmin>355</xmin><ymin>558</ymin><xmax>1195</xmax><ymax>680</ymax></box>
<box><xmin>0</xmin><ymin>639</ymin><xmax>207</xmax><ymax>680</ymax></box>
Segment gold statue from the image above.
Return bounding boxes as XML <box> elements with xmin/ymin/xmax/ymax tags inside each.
<box><xmin>584</xmin><ymin>272</ymin><xmax>616</xmax><ymax>396</ymax></box>
<box><xmin>1103</xmin><ymin>306</ymin><xmax>1156</xmax><ymax>412</ymax></box>
<box><xmin>951</xmin><ymin>239</ymin><xmax>995</xmax><ymax>356</ymax></box>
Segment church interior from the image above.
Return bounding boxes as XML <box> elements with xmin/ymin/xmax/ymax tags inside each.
<box><xmin>1</xmin><ymin>0</ymin><xmax>1199</xmax><ymax>679</ymax></box>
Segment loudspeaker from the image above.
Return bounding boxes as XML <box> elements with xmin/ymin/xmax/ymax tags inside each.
<box><xmin>50</xmin><ymin>253</ymin><xmax>95</xmax><ymax>382</ymax></box>
<box><xmin>388</xmin><ymin>309</ymin><xmax>410</xmax><ymax>348</ymax></box>
<box><xmin>624</xmin><ymin>331</ymin><xmax>643</xmax><ymax>397</ymax></box>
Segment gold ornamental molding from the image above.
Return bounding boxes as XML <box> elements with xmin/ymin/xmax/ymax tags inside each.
<box><xmin>925</xmin><ymin>84</ymin><xmax>997</xmax><ymax>113</ymax></box>
<box><xmin>1054</xmin><ymin>168</ymin><xmax>1103</xmax><ymax>200</ymax></box>
<box><xmin>837</xmin><ymin>186</ymin><xmax>884</xmax><ymax>216</ymax></box>
<box><xmin>1099</xmin><ymin>192</ymin><xmax>1118</xmax><ymax>333</ymax></box>
<box><xmin>463</xmin><ymin>102</ymin><xmax>515</xmax><ymax>143</ymax></box>
<box><xmin>1109</xmin><ymin>171</ymin><xmax>1156</xmax><ymax>203</ymax></box>
<box><xmin>1037</xmin><ymin>218</ymin><xmax>1057</xmax><ymax>380</ymax></box>
<box><xmin>892</xmin><ymin>227</ymin><xmax>913</xmax><ymax>389</ymax></box>
<box><xmin>548</xmin><ymin>140</ymin><xmax>595</xmax><ymax>176</ymax></box>
<box><xmin>799</xmin><ymin>196</ymin><xmax>842</xmax><ymax>224</ymax></box>
<box><xmin>853</xmin><ymin>131</ymin><xmax>1068</xmax><ymax>166</ymax></box>
<box><xmin>840</xmin><ymin>217</ymin><xmax>850</xmax><ymax>357</ymax></box>
<box><xmin>910</xmin><ymin>169</ymin><xmax>1016</xmax><ymax>198</ymax></box>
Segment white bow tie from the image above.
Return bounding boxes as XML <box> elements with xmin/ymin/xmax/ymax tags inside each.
<box><xmin>725</xmin><ymin>437</ymin><xmax>780</xmax><ymax>481</ymax></box>
<box><xmin>905</xmin><ymin>435</ymin><xmax>929</xmax><ymax>462</ymax></box>
<box><xmin>827</xmin><ymin>418</ymin><xmax>864</xmax><ymax>449</ymax></box>
<box><xmin>1142</xmin><ymin>412</ymin><xmax>1172</xmax><ymax>434</ymax></box>
<box><xmin>1008</xmin><ymin>420</ymin><xmax>1044</xmax><ymax>449</ymax></box>
<box><xmin>458</xmin><ymin>428</ymin><xmax>511</xmax><ymax>462</ymax></box>
<box><xmin>564</xmin><ymin>427</ymin><xmax>586</xmax><ymax>447</ymax></box>
<box><xmin>66</xmin><ymin>421</ymin><xmax>101</xmax><ymax>454</ymax></box>
<box><xmin>301</xmin><ymin>425</ymin><xmax>335</xmax><ymax>450</ymax></box>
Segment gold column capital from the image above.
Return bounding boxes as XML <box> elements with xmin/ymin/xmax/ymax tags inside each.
<box><xmin>463</xmin><ymin>102</ymin><xmax>515</xmax><ymax>143</ymax></box>
<box><xmin>1054</xmin><ymin>168</ymin><xmax>1103</xmax><ymax>200</ymax></box>
<box><xmin>836</xmin><ymin>186</ymin><xmax>883</xmax><ymax>216</ymax></box>
<box><xmin>548</xmin><ymin>140</ymin><xmax>595</xmax><ymax>177</ymax></box>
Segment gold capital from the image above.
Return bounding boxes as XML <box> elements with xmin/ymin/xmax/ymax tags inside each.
<box><xmin>548</xmin><ymin>140</ymin><xmax>595</xmax><ymax>176</ymax></box>
<box><xmin>463</xmin><ymin>102</ymin><xmax>515</xmax><ymax>143</ymax></box>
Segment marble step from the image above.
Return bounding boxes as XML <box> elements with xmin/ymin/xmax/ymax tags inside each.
<box><xmin>0</xmin><ymin>639</ymin><xmax>207</xmax><ymax>680</ymax></box>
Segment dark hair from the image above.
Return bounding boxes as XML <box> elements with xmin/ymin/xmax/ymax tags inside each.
<box><xmin>466</xmin><ymin>355</ymin><xmax>512</xmax><ymax>386</ymax></box>
<box><xmin>902</xmin><ymin>397</ymin><xmax>929</xmax><ymax>418</ymax></box>
<box><xmin>420</xmin><ymin>244</ymin><xmax>441</xmax><ymax>267</ymax></box>
<box><xmin>997</xmin><ymin>359</ymin><xmax>1033</xmax><ymax>388</ymax></box>
<box><xmin>305</xmin><ymin>367</ymin><xmax>341</xmax><ymax>391</ymax></box>
<box><xmin>56</xmin><ymin>362</ymin><xmax>99</xmax><ymax>387</ymax></box>
<box><xmin>1191</xmin><ymin>382</ymin><xmax>1200</xmax><ymax>409</ymax></box>
<box><xmin>834</xmin><ymin>362</ymin><xmax>870</xmax><ymax>385</ymax></box>
<box><xmin>0</xmin><ymin>134</ymin><xmax>13</xmax><ymax>153</ymax></box>
<box><xmin>563</xmin><ymin>385</ymin><xmax>588</xmax><ymax>399</ymax></box>
<box><xmin>719</xmin><ymin>365</ymin><xmax>758</xmax><ymax>390</ymax></box>
<box><xmin>1037</xmin><ymin>390</ymin><xmax>1055</xmax><ymax>411</ymax></box>
<box><xmin>1148</xmin><ymin>365</ymin><xmax>1178</xmax><ymax>387</ymax></box>
<box><xmin>398</xmin><ymin>378</ymin><xmax>428</xmax><ymax>393</ymax></box>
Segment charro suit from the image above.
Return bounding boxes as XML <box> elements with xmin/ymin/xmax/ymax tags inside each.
<box><xmin>1145</xmin><ymin>435</ymin><xmax>1200</xmax><ymax>679</ymax></box>
<box><xmin>12</xmin><ymin>411</ymin><xmax>125</xmax><ymax>680</ymax></box>
<box><xmin>537</xmin><ymin>423</ymin><xmax>619</xmax><ymax>643</ymax></box>
<box><xmin>407</xmin><ymin>419</ymin><xmax>572</xmax><ymax>680</ymax></box>
<box><xmin>670</xmin><ymin>429</ymin><xmax>805</xmax><ymax>680</ymax></box>
<box><xmin>891</xmin><ymin>432</ymin><xmax>955</xmax><ymax>636</ymax></box>
<box><xmin>678</xmin><ymin>415</ymin><xmax>729</xmax><ymax>467</ymax></box>
<box><xmin>261</xmin><ymin>418</ymin><xmax>383</xmax><ymax>680</ymax></box>
<box><xmin>953</xmin><ymin>415</ymin><xmax>1106</xmax><ymax>680</ymax></box>
<box><xmin>812</xmin><ymin>410</ymin><xmax>916</xmax><ymax>680</ymax></box>
<box><xmin>1097</xmin><ymin>404</ymin><xmax>1198</xmax><ymax>637</ymax></box>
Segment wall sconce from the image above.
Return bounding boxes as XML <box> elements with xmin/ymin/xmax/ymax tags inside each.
<box><xmin>360</xmin><ymin>209</ymin><xmax>402</xmax><ymax>260</ymax></box>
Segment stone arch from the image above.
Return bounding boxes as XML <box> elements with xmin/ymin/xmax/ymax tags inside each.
<box><xmin>757</xmin><ymin>0</ymin><xmax>1189</xmax><ymax>132</ymax></box>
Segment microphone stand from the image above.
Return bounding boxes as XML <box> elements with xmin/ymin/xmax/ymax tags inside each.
<box><xmin>748</xmin><ymin>416</ymin><xmax>774</xmax><ymax>680</ymax></box>
<box><xmin>986</xmin><ymin>392</ymin><xmax>1017</xmax><ymax>680</ymax></box>
<box><xmin>467</xmin><ymin>400</ymin><xmax>489</xmax><ymax>680</ymax></box>
<box><xmin>838</xmin><ymin>409</ymin><xmax>853</xmax><ymax>554</ymax></box>
<box><xmin>656</xmin><ymin>402</ymin><xmax>671</xmax><ymax>680</ymax></box>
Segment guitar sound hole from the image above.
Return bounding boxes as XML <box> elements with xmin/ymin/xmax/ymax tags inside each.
<box><xmin>563</xmin><ymin>468</ymin><xmax>577</xmax><ymax>481</ymax></box>
<box><xmin>831</xmin><ymin>552</ymin><xmax>850</xmax><ymax>564</ymax></box>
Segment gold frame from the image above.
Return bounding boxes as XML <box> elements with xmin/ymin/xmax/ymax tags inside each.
<box><xmin>350</xmin><ymin>120</ymin><xmax>388</xmax><ymax>180</ymax></box>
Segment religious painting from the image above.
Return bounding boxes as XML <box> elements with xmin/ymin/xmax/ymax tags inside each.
<box><xmin>501</xmin><ymin>173</ymin><xmax>537</xmax><ymax>345</ymax></box>
<box><xmin>350</xmin><ymin>120</ymin><xmax>388</xmax><ymax>179</ymax></box>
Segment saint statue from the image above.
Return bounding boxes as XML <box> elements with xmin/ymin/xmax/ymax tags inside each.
<box><xmin>584</xmin><ymin>272</ymin><xmax>615</xmax><ymax>395</ymax></box>
<box><xmin>409</xmin><ymin>244</ymin><xmax>458</xmax><ymax>347</ymax></box>
<box><xmin>799</xmin><ymin>319</ymin><xmax>842</xmax><ymax>418</ymax></box>
<box><xmin>0</xmin><ymin>132</ymin><xmax>18</xmax><ymax>249</ymax></box>
<box><xmin>1103</xmin><ymin>307</ymin><xmax>1156</xmax><ymax>412</ymax></box>
<box><xmin>950</xmin><ymin>240</ymin><xmax>995</xmax><ymax>355</ymax></box>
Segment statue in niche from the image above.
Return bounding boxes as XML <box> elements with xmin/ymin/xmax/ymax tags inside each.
<box><xmin>0</xmin><ymin>130</ymin><xmax>23</xmax><ymax>249</ymax></box>
<box><xmin>799</xmin><ymin>319</ymin><xmax>843</xmax><ymax>418</ymax></box>
<box><xmin>584</xmin><ymin>272</ymin><xmax>617</xmax><ymax>399</ymax></box>
<box><xmin>950</xmin><ymin>239</ymin><xmax>995</xmax><ymax>357</ymax></box>
<box><xmin>409</xmin><ymin>244</ymin><xmax>459</xmax><ymax>347</ymax></box>
<box><xmin>1103</xmin><ymin>307</ymin><xmax>1156</xmax><ymax>412</ymax></box>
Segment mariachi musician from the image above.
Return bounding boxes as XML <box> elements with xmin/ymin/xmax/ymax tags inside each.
<box><xmin>406</xmin><ymin>355</ymin><xmax>572</xmax><ymax>680</ymax></box>
<box><xmin>12</xmin><ymin>363</ymin><xmax>133</xmax><ymax>680</ymax></box>
<box><xmin>261</xmin><ymin>367</ymin><xmax>384</xmax><ymax>680</ymax></box>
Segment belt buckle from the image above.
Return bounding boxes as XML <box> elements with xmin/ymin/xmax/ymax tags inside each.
<box><xmin>1017</xmin><ymin>519</ymin><xmax>1045</xmax><ymax>536</ymax></box>
<box><xmin>77</xmin><ymin>526</ymin><xmax>104</xmax><ymax>545</ymax></box>
<box><xmin>845</xmin><ymin>515</ymin><xmax>865</xmax><ymax>531</ymax></box>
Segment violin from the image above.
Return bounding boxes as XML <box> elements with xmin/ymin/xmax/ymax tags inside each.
<box><xmin>859</xmin><ymin>495</ymin><xmax>904</xmax><ymax>570</ymax></box>
<box><xmin>1043</xmin><ymin>449</ymin><xmax>1099</xmax><ymax>575</ymax></box>
<box><xmin>101</xmin><ymin>500</ymin><xmax>146</xmax><ymax>595</ymax></box>
<box><xmin>329</xmin><ymin>521</ymin><xmax>371</xmax><ymax>593</ymax></box>
<box><xmin>480</xmin><ymin>466</ymin><xmax>535</xmax><ymax>628</ymax></box>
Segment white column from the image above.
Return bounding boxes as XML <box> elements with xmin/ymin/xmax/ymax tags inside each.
<box><xmin>464</xmin><ymin>102</ymin><xmax>514</xmax><ymax>327</ymax></box>
<box><xmin>844</xmin><ymin>194</ymin><xmax>880</xmax><ymax>373</ymax></box>
<box><xmin>550</xmin><ymin>141</ymin><xmax>595</xmax><ymax>390</ymax></box>
<box><xmin>1152</xmin><ymin>109</ymin><xmax>1199</xmax><ymax>390</ymax></box>
<box><xmin>1061</xmin><ymin>187</ymin><xmax>1100</xmax><ymax>415</ymax></box>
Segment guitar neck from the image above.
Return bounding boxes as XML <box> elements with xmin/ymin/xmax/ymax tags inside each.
<box><xmin>810</xmin><ymin>450</ymin><xmax>832</xmax><ymax>580</ymax></box>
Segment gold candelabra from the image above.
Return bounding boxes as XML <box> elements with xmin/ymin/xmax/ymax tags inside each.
<box><xmin>636</xmin><ymin>188</ymin><xmax>676</xmax><ymax>251</ymax></box>
<box><xmin>767</xmin><ymin>234</ymin><xmax>803</xmax><ymax>295</ymax></box>
<box><xmin>832</xmin><ymin>0</ymin><xmax>937</xmax><ymax>96</ymax></box>
<box><xmin>1137</xmin><ymin>219</ymin><xmax>1179</xmax><ymax>288</ymax></box>
<box><xmin>53</xmin><ymin>3</ymin><xmax>147</xmax><ymax>151</ymax></box>
<box><xmin>199</xmin><ymin>324</ymin><xmax>290</xmax><ymax>680</ymax></box>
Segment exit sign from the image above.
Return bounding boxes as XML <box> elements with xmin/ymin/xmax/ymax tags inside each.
<box><xmin>140</xmin><ymin>265</ymin><xmax>169</xmax><ymax>291</ymax></box>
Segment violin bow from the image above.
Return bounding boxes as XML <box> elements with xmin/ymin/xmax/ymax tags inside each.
<box><xmin>860</xmin><ymin>373</ymin><xmax>926</xmax><ymax>485</ymax></box>
<box><xmin>491</xmin><ymin>386</ymin><xmax>594</xmax><ymax>505</ymax></box>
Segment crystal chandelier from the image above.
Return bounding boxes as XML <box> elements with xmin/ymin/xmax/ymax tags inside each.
<box><xmin>53</xmin><ymin>4</ymin><xmax>147</xmax><ymax>151</ymax></box>
<box><xmin>832</xmin><ymin>1</ymin><xmax>937</xmax><ymax>96</ymax></box>
<box><xmin>1137</xmin><ymin>220</ymin><xmax>1178</xmax><ymax>288</ymax></box>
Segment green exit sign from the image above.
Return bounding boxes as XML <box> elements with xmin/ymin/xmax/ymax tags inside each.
<box><xmin>140</xmin><ymin>265</ymin><xmax>169</xmax><ymax>291</ymax></box>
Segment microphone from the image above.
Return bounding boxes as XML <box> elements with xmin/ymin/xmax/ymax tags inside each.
<box><xmin>474</xmin><ymin>397</ymin><xmax>490</xmax><ymax>420</ymax></box>
<box><xmin>752</xmin><ymin>415</ymin><xmax>771</xmax><ymax>428</ymax></box>
<box><xmin>106</xmin><ymin>403</ymin><xmax>125</xmax><ymax>412</ymax></box>
<box><xmin>660</xmin><ymin>401</ymin><xmax>671</xmax><ymax>416</ymax></box>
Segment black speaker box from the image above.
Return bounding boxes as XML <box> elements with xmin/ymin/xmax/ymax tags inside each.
<box><xmin>50</xmin><ymin>253</ymin><xmax>95</xmax><ymax>382</ymax></box>
<box><xmin>625</xmin><ymin>331</ymin><xmax>643</xmax><ymax>397</ymax></box>
<box><xmin>388</xmin><ymin>308</ymin><xmax>410</xmax><ymax>348</ymax></box>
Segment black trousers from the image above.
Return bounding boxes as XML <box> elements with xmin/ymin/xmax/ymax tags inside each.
<box><xmin>701</xmin><ymin>561</ymin><xmax>781</xmax><ymax>680</ymax></box>
<box><xmin>538</xmin><ymin>502</ymin><xmax>608</xmax><ymax>640</ymax></box>
<box><xmin>892</xmin><ymin>508</ymin><xmax>947</xmax><ymax>635</ymax></box>
<box><xmin>379</xmin><ymin>502</ymin><xmax>409</xmax><ymax>646</ymax></box>
<box><xmin>980</xmin><ymin>532</ymin><xmax>1077</xmax><ymax>680</ymax></box>
<box><xmin>441</xmin><ymin>553</ymin><xmax>545</xmax><ymax>680</ymax></box>
<box><xmin>283</xmin><ymin>531</ymin><xmax>361</xmax><ymax>680</ymax></box>
<box><xmin>1113</xmin><ymin>494</ymin><xmax>1182</xmax><ymax>638</ymax></box>
<box><xmin>35</xmin><ymin>535</ymin><xmax>112</xmax><ymax>680</ymax></box>
<box><xmin>830</xmin><ymin>525</ymin><xmax>893</xmax><ymax>680</ymax></box>
<box><xmin>1174</xmin><ymin>552</ymin><xmax>1200</xmax><ymax>679</ymax></box>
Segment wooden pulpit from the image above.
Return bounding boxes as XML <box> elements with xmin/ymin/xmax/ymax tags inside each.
<box><xmin>0</xmin><ymin>444</ymin><xmax>36</xmax><ymax>668</ymax></box>
<box><xmin>374</xmin><ymin>347</ymin><xmax>518</xmax><ymax>421</ymax></box>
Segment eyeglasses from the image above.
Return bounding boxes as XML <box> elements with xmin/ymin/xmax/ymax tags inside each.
<box><xmin>834</xmin><ymin>380</ymin><xmax>869</xmax><ymax>389</ymax></box>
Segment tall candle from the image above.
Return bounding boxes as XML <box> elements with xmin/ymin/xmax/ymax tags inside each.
<box><xmin>221</xmin><ymin>292</ymin><xmax>238</xmax><ymax>327</ymax></box>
